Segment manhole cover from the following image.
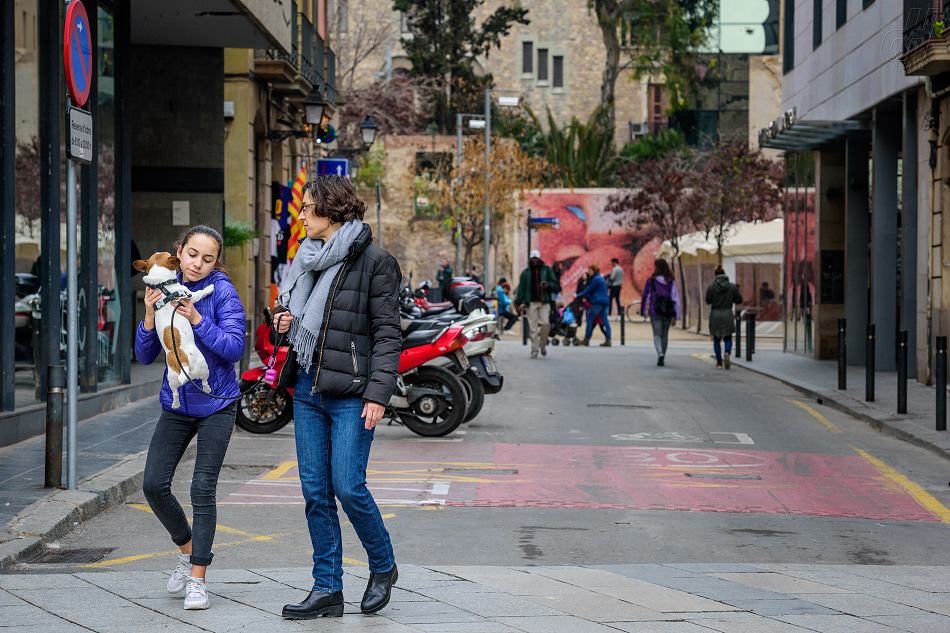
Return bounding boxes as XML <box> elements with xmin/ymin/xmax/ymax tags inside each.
<box><xmin>31</xmin><ymin>548</ymin><xmax>115</xmax><ymax>564</ymax></box>
<box><xmin>586</xmin><ymin>404</ymin><xmax>653</xmax><ymax>409</ymax></box>
<box><xmin>685</xmin><ymin>473</ymin><xmax>761</xmax><ymax>480</ymax></box>
<box><xmin>442</xmin><ymin>468</ymin><xmax>519</xmax><ymax>475</ymax></box>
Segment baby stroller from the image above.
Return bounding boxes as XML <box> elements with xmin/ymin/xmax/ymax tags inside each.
<box><xmin>548</xmin><ymin>303</ymin><xmax>579</xmax><ymax>346</ymax></box>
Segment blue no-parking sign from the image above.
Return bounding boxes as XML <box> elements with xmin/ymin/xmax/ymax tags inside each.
<box><xmin>316</xmin><ymin>158</ymin><xmax>349</xmax><ymax>177</ymax></box>
<box><xmin>64</xmin><ymin>1</ymin><xmax>93</xmax><ymax>107</ymax></box>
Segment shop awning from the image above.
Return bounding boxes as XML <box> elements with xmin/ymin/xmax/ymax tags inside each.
<box><xmin>758</xmin><ymin>107</ymin><xmax>868</xmax><ymax>151</ymax></box>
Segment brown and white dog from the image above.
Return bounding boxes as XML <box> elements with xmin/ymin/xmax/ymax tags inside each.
<box><xmin>134</xmin><ymin>252</ymin><xmax>214</xmax><ymax>408</ymax></box>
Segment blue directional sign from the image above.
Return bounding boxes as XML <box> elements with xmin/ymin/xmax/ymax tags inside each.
<box><xmin>316</xmin><ymin>158</ymin><xmax>349</xmax><ymax>177</ymax></box>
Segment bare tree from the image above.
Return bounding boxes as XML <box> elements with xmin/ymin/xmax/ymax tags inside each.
<box><xmin>329</xmin><ymin>0</ymin><xmax>394</xmax><ymax>96</ymax></box>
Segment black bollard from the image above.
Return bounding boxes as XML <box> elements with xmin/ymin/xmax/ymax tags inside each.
<box><xmin>838</xmin><ymin>318</ymin><xmax>847</xmax><ymax>390</ymax></box>
<box><xmin>745</xmin><ymin>313</ymin><xmax>756</xmax><ymax>362</ymax></box>
<box><xmin>45</xmin><ymin>365</ymin><xmax>65</xmax><ymax>488</ymax></box>
<box><xmin>866</xmin><ymin>324</ymin><xmax>876</xmax><ymax>402</ymax></box>
<box><xmin>937</xmin><ymin>337</ymin><xmax>947</xmax><ymax>432</ymax></box>
<box><xmin>620</xmin><ymin>310</ymin><xmax>625</xmax><ymax>346</ymax></box>
<box><xmin>749</xmin><ymin>313</ymin><xmax>756</xmax><ymax>355</ymax></box>
<box><xmin>735</xmin><ymin>312</ymin><xmax>742</xmax><ymax>358</ymax></box>
<box><xmin>522</xmin><ymin>314</ymin><xmax>529</xmax><ymax>346</ymax></box>
<box><xmin>897</xmin><ymin>331</ymin><xmax>908</xmax><ymax>414</ymax></box>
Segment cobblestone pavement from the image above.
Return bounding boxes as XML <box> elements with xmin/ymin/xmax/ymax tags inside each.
<box><xmin>3</xmin><ymin>563</ymin><xmax>950</xmax><ymax>632</ymax></box>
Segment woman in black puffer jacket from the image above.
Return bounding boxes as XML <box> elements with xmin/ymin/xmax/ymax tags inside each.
<box><xmin>273</xmin><ymin>176</ymin><xmax>402</xmax><ymax>620</ymax></box>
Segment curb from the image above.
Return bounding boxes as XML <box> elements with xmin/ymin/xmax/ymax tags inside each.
<box><xmin>732</xmin><ymin>360</ymin><xmax>950</xmax><ymax>463</ymax></box>
<box><xmin>0</xmin><ymin>443</ymin><xmax>197</xmax><ymax>571</ymax></box>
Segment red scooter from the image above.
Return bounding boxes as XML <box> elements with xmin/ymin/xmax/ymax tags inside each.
<box><xmin>236</xmin><ymin>309</ymin><xmax>470</xmax><ymax>437</ymax></box>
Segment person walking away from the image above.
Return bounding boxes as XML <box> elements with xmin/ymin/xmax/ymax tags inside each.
<box><xmin>135</xmin><ymin>226</ymin><xmax>246</xmax><ymax>610</ymax></box>
<box><xmin>705</xmin><ymin>263</ymin><xmax>743</xmax><ymax>369</ymax></box>
<box><xmin>272</xmin><ymin>175</ymin><xmax>401</xmax><ymax>618</ymax></box>
<box><xmin>607</xmin><ymin>257</ymin><xmax>624</xmax><ymax>318</ymax></box>
<box><xmin>495</xmin><ymin>278</ymin><xmax>519</xmax><ymax>332</ymax></box>
<box><xmin>575</xmin><ymin>264</ymin><xmax>612</xmax><ymax>347</ymax></box>
<box><xmin>516</xmin><ymin>250</ymin><xmax>559</xmax><ymax>358</ymax></box>
<box><xmin>435</xmin><ymin>257</ymin><xmax>452</xmax><ymax>303</ymax></box>
<box><xmin>640</xmin><ymin>258</ymin><xmax>681</xmax><ymax>366</ymax></box>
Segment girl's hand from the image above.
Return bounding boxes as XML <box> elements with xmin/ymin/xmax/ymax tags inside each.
<box><xmin>362</xmin><ymin>402</ymin><xmax>385</xmax><ymax>429</ymax></box>
<box><xmin>273</xmin><ymin>312</ymin><xmax>293</xmax><ymax>333</ymax></box>
<box><xmin>143</xmin><ymin>288</ymin><xmax>162</xmax><ymax>330</ymax></box>
<box><xmin>174</xmin><ymin>297</ymin><xmax>202</xmax><ymax>326</ymax></box>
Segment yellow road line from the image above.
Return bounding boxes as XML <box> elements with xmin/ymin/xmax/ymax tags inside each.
<box><xmin>691</xmin><ymin>352</ymin><xmax>716</xmax><ymax>365</ymax></box>
<box><xmin>786</xmin><ymin>399</ymin><xmax>843</xmax><ymax>434</ymax></box>
<box><xmin>81</xmin><ymin>531</ymin><xmax>295</xmax><ymax>568</ymax></box>
<box><xmin>851</xmin><ymin>445</ymin><xmax>950</xmax><ymax>524</ymax></box>
<box><xmin>261</xmin><ymin>460</ymin><xmax>298</xmax><ymax>480</ymax></box>
<box><xmin>126</xmin><ymin>503</ymin><xmax>255</xmax><ymax>537</ymax></box>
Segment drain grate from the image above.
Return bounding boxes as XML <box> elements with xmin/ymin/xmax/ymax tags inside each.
<box><xmin>586</xmin><ymin>404</ymin><xmax>653</xmax><ymax>409</ymax></box>
<box><xmin>685</xmin><ymin>473</ymin><xmax>761</xmax><ymax>480</ymax></box>
<box><xmin>31</xmin><ymin>548</ymin><xmax>115</xmax><ymax>564</ymax></box>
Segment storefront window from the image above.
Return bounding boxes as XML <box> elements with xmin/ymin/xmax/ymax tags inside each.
<box><xmin>13</xmin><ymin>0</ymin><xmax>42</xmax><ymax>408</ymax></box>
<box><xmin>783</xmin><ymin>152</ymin><xmax>815</xmax><ymax>354</ymax></box>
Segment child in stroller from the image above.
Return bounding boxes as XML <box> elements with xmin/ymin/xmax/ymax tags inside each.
<box><xmin>548</xmin><ymin>301</ymin><xmax>579</xmax><ymax>346</ymax></box>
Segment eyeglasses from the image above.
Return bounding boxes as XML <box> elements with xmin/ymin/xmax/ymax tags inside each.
<box><xmin>300</xmin><ymin>202</ymin><xmax>317</xmax><ymax>216</ymax></box>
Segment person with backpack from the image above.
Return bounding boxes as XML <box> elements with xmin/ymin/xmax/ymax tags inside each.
<box><xmin>639</xmin><ymin>258</ymin><xmax>681</xmax><ymax>366</ymax></box>
<box><xmin>705</xmin><ymin>263</ymin><xmax>744</xmax><ymax>369</ymax></box>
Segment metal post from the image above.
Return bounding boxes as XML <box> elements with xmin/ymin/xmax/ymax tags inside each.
<box><xmin>735</xmin><ymin>312</ymin><xmax>741</xmax><ymax>357</ymax></box>
<box><xmin>937</xmin><ymin>336</ymin><xmax>947</xmax><ymax>431</ymax></box>
<box><xmin>522</xmin><ymin>314</ymin><xmax>528</xmax><ymax>346</ymax></box>
<box><xmin>620</xmin><ymin>308</ymin><xmax>625</xmax><ymax>346</ymax></box>
<box><xmin>526</xmin><ymin>209</ymin><xmax>532</xmax><ymax>261</ymax></box>
<box><xmin>45</xmin><ymin>365</ymin><xmax>64</xmax><ymax>488</ymax></box>
<box><xmin>866</xmin><ymin>324</ymin><xmax>875</xmax><ymax>403</ymax></box>
<box><xmin>838</xmin><ymin>318</ymin><xmax>847</xmax><ymax>390</ymax></box>
<box><xmin>66</xmin><ymin>155</ymin><xmax>78</xmax><ymax>490</ymax></box>
<box><xmin>745</xmin><ymin>313</ymin><xmax>755</xmax><ymax>362</ymax></box>
<box><xmin>484</xmin><ymin>88</ymin><xmax>491</xmax><ymax>286</ymax></box>
<box><xmin>897</xmin><ymin>330</ymin><xmax>908</xmax><ymax>414</ymax></box>
<box><xmin>375</xmin><ymin>176</ymin><xmax>382</xmax><ymax>249</ymax></box>
<box><xmin>455</xmin><ymin>114</ymin><xmax>463</xmax><ymax>273</ymax></box>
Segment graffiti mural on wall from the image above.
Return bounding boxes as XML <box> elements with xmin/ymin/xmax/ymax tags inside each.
<box><xmin>518</xmin><ymin>189</ymin><xmax>662</xmax><ymax>306</ymax></box>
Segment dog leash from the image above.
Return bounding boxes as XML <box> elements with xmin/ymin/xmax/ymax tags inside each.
<box><xmin>147</xmin><ymin>279</ymin><xmax>288</xmax><ymax>401</ymax></box>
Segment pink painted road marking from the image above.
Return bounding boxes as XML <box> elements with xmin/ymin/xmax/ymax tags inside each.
<box><xmin>221</xmin><ymin>442</ymin><xmax>941</xmax><ymax>522</ymax></box>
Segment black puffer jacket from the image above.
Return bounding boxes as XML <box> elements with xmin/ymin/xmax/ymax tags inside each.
<box><xmin>280</xmin><ymin>223</ymin><xmax>402</xmax><ymax>405</ymax></box>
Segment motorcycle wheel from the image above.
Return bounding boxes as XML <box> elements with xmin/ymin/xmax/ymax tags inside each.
<box><xmin>459</xmin><ymin>370</ymin><xmax>486</xmax><ymax>423</ymax></box>
<box><xmin>236</xmin><ymin>379</ymin><xmax>294</xmax><ymax>434</ymax></box>
<box><xmin>398</xmin><ymin>367</ymin><xmax>466</xmax><ymax>437</ymax></box>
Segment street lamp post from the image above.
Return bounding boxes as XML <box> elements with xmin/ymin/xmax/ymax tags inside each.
<box><xmin>483</xmin><ymin>89</ymin><xmax>520</xmax><ymax>286</ymax></box>
<box><xmin>456</xmin><ymin>112</ymin><xmax>485</xmax><ymax>274</ymax></box>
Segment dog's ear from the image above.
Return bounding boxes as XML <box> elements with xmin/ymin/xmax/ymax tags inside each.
<box><xmin>167</xmin><ymin>257</ymin><xmax>181</xmax><ymax>270</ymax></box>
<box><xmin>133</xmin><ymin>260</ymin><xmax>149</xmax><ymax>273</ymax></box>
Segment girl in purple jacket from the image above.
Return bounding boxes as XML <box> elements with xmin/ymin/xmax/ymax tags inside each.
<box><xmin>640</xmin><ymin>258</ymin><xmax>681</xmax><ymax>366</ymax></box>
<box><xmin>134</xmin><ymin>225</ymin><xmax>246</xmax><ymax>610</ymax></box>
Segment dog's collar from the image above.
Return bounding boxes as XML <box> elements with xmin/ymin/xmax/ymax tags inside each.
<box><xmin>146</xmin><ymin>278</ymin><xmax>191</xmax><ymax>310</ymax></box>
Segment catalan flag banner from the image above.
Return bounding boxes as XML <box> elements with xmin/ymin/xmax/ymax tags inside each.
<box><xmin>286</xmin><ymin>163</ymin><xmax>308</xmax><ymax>260</ymax></box>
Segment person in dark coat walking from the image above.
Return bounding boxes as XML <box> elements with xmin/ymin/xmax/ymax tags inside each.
<box><xmin>273</xmin><ymin>176</ymin><xmax>401</xmax><ymax>619</ymax></box>
<box><xmin>705</xmin><ymin>263</ymin><xmax>743</xmax><ymax>369</ymax></box>
<box><xmin>575</xmin><ymin>264</ymin><xmax>612</xmax><ymax>347</ymax></box>
<box><xmin>135</xmin><ymin>226</ymin><xmax>246</xmax><ymax>610</ymax></box>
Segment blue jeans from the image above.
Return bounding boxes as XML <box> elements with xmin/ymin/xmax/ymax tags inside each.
<box><xmin>713</xmin><ymin>336</ymin><xmax>732</xmax><ymax>363</ymax></box>
<box><xmin>294</xmin><ymin>368</ymin><xmax>394</xmax><ymax>593</ymax></box>
<box><xmin>585</xmin><ymin>304</ymin><xmax>611</xmax><ymax>340</ymax></box>
<box><xmin>143</xmin><ymin>402</ymin><xmax>236</xmax><ymax>567</ymax></box>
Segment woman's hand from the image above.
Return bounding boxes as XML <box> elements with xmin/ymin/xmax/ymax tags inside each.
<box><xmin>362</xmin><ymin>401</ymin><xmax>385</xmax><ymax>429</ymax></box>
<box><xmin>143</xmin><ymin>288</ymin><xmax>162</xmax><ymax>330</ymax></box>
<box><xmin>273</xmin><ymin>311</ymin><xmax>293</xmax><ymax>333</ymax></box>
<box><xmin>173</xmin><ymin>297</ymin><xmax>202</xmax><ymax>326</ymax></box>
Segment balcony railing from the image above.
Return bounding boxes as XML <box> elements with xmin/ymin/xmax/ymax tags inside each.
<box><xmin>300</xmin><ymin>14</ymin><xmax>316</xmax><ymax>86</ymax></box>
<box><xmin>904</xmin><ymin>4</ymin><xmax>950</xmax><ymax>56</ymax></box>
<box><xmin>326</xmin><ymin>48</ymin><xmax>337</xmax><ymax>105</ymax></box>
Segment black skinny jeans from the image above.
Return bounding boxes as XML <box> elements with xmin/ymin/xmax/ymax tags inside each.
<box><xmin>142</xmin><ymin>403</ymin><xmax>236</xmax><ymax>566</ymax></box>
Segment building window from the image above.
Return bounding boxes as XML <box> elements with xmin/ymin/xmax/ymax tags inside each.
<box><xmin>784</xmin><ymin>0</ymin><xmax>795</xmax><ymax>74</ymax></box>
<box><xmin>648</xmin><ymin>84</ymin><xmax>668</xmax><ymax>132</ymax></box>
<box><xmin>337</xmin><ymin>0</ymin><xmax>348</xmax><ymax>33</ymax></box>
<box><xmin>400</xmin><ymin>11</ymin><xmax>410</xmax><ymax>33</ymax></box>
<box><xmin>522</xmin><ymin>42</ymin><xmax>532</xmax><ymax>74</ymax></box>
<box><xmin>553</xmin><ymin>55</ymin><xmax>564</xmax><ymax>88</ymax></box>
<box><xmin>538</xmin><ymin>48</ymin><xmax>548</xmax><ymax>81</ymax></box>
<box><xmin>836</xmin><ymin>0</ymin><xmax>846</xmax><ymax>29</ymax></box>
<box><xmin>813</xmin><ymin>0</ymin><xmax>822</xmax><ymax>50</ymax></box>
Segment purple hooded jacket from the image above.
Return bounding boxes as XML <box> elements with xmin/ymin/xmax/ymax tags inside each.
<box><xmin>640</xmin><ymin>275</ymin><xmax>681</xmax><ymax>320</ymax></box>
<box><xmin>135</xmin><ymin>270</ymin><xmax>246</xmax><ymax>417</ymax></box>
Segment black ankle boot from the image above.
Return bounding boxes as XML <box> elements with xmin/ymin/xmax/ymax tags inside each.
<box><xmin>361</xmin><ymin>564</ymin><xmax>398</xmax><ymax>614</ymax></box>
<box><xmin>282</xmin><ymin>590</ymin><xmax>344</xmax><ymax>619</ymax></box>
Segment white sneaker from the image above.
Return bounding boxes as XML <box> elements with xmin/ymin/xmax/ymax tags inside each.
<box><xmin>183</xmin><ymin>576</ymin><xmax>210</xmax><ymax>610</ymax></box>
<box><xmin>167</xmin><ymin>552</ymin><xmax>192</xmax><ymax>594</ymax></box>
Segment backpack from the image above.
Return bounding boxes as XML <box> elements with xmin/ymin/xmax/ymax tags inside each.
<box><xmin>649</xmin><ymin>278</ymin><xmax>677</xmax><ymax>318</ymax></box>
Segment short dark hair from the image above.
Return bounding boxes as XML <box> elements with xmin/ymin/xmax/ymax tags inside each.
<box><xmin>611</xmin><ymin>257</ymin><xmax>619</xmax><ymax>264</ymax></box>
<box><xmin>303</xmin><ymin>175</ymin><xmax>366</xmax><ymax>224</ymax></box>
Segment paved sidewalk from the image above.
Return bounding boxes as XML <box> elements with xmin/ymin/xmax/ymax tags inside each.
<box><xmin>727</xmin><ymin>350</ymin><xmax>950</xmax><ymax>462</ymax></box>
<box><xmin>2</xmin><ymin>563</ymin><xmax>949</xmax><ymax>632</ymax></box>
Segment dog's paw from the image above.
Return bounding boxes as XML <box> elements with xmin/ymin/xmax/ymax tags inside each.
<box><xmin>202</xmin><ymin>382</ymin><xmax>211</xmax><ymax>394</ymax></box>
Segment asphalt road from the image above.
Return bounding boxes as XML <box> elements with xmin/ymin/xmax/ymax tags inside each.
<box><xmin>35</xmin><ymin>336</ymin><xmax>950</xmax><ymax>575</ymax></box>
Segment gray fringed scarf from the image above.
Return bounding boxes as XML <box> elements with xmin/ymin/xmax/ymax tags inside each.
<box><xmin>277</xmin><ymin>220</ymin><xmax>363</xmax><ymax>372</ymax></box>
